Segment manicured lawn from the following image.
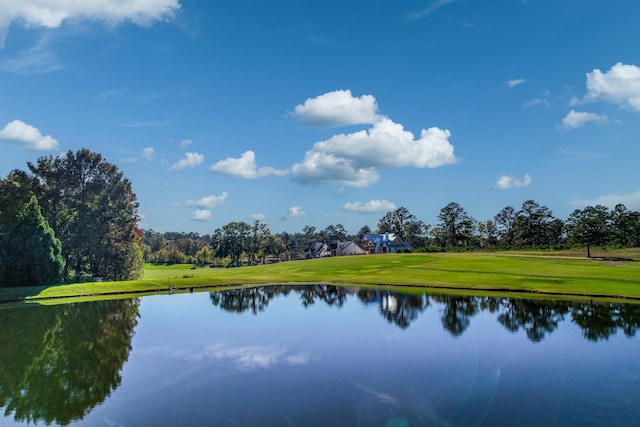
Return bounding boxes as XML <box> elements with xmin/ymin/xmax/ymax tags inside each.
<box><xmin>1</xmin><ymin>252</ymin><xmax>639</xmax><ymax>304</ymax></box>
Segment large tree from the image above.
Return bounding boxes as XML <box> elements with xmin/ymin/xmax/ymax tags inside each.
<box><xmin>28</xmin><ymin>149</ymin><xmax>143</xmax><ymax>281</ymax></box>
<box><xmin>437</xmin><ymin>202</ymin><xmax>474</xmax><ymax>248</ymax></box>
<box><xmin>512</xmin><ymin>200</ymin><xmax>559</xmax><ymax>247</ymax></box>
<box><xmin>610</xmin><ymin>204</ymin><xmax>640</xmax><ymax>248</ymax></box>
<box><xmin>211</xmin><ymin>221</ymin><xmax>252</xmax><ymax>266</ymax></box>
<box><xmin>566</xmin><ymin>205</ymin><xmax>611</xmax><ymax>257</ymax></box>
<box><xmin>376</xmin><ymin>207</ymin><xmax>425</xmax><ymax>246</ymax></box>
<box><xmin>494</xmin><ymin>206</ymin><xmax>517</xmax><ymax>247</ymax></box>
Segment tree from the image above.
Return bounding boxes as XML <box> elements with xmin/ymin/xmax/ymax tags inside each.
<box><xmin>211</xmin><ymin>221</ymin><xmax>252</xmax><ymax>266</ymax></box>
<box><xmin>477</xmin><ymin>220</ymin><xmax>498</xmax><ymax>248</ymax></box>
<box><xmin>27</xmin><ymin>149</ymin><xmax>142</xmax><ymax>281</ymax></box>
<box><xmin>566</xmin><ymin>205</ymin><xmax>610</xmax><ymax>257</ymax></box>
<box><xmin>376</xmin><ymin>207</ymin><xmax>416</xmax><ymax>240</ymax></box>
<box><xmin>259</xmin><ymin>234</ymin><xmax>286</xmax><ymax>263</ymax></box>
<box><xmin>0</xmin><ymin>170</ymin><xmax>39</xmax><ymax>227</ymax></box>
<box><xmin>437</xmin><ymin>202</ymin><xmax>473</xmax><ymax>248</ymax></box>
<box><xmin>195</xmin><ymin>246</ymin><xmax>215</xmax><ymax>265</ymax></box>
<box><xmin>0</xmin><ymin>196</ymin><xmax>65</xmax><ymax>287</ymax></box>
<box><xmin>610</xmin><ymin>204</ymin><xmax>640</xmax><ymax>248</ymax></box>
<box><xmin>494</xmin><ymin>206</ymin><xmax>517</xmax><ymax>247</ymax></box>
<box><xmin>512</xmin><ymin>200</ymin><xmax>557</xmax><ymax>247</ymax></box>
<box><xmin>354</xmin><ymin>225</ymin><xmax>371</xmax><ymax>244</ymax></box>
<box><xmin>320</xmin><ymin>224</ymin><xmax>347</xmax><ymax>244</ymax></box>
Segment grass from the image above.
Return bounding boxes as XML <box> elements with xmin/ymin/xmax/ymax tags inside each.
<box><xmin>1</xmin><ymin>250</ymin><xmax>639</xmax><ymax>304</ymax></box>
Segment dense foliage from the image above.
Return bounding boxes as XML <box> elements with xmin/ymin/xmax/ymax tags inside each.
<box><xmin>0</xmin><ymin>149</ymin><xmax>143</xmax><ymax>286</ymax></box>
<box><xmin>0</xmin><ymin>196</ymin><xmax>65</xmax><ymax>286</ymax></box>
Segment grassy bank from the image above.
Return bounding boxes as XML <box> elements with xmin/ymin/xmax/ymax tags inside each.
<box><xmin>1</xmin><ymin>251</ymin><xmax>639</xmax><ymax>304</ymax></box>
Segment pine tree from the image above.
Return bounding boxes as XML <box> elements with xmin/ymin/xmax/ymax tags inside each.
<box><xmin>0</xmin><ymin>196</ymin><xmax>64</xmax><ymax>287</ymax></box>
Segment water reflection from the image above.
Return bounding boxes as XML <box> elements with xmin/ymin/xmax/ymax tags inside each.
<box><xmin>209</xmin><ymin>285</ymin><xmax>640</xmax><ymax>342</ymax></box>
<box><xmin>0</xmin><ymin>299</ymin><xmax>140</xmax><ymax>425</ymax></box>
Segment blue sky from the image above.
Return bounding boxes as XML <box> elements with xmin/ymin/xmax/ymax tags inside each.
<box><xmin>1</xmin><ymin>0</ymin><xmax>639</xmax><ymax>235</ymax></box>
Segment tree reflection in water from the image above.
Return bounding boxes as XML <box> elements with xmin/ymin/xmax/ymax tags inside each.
<box><xmin>209</xmin><ymin>285</ymin><xmax>640</xmax><ymax>342</ymax></box>
<box><xmin>0</xmin><ymin>299</ymin><xmax>140</xmax><ymax>425</ymax></box>
<box><xmin>496</xmin><ymin>299</ymin><xmax>569</xmax><ymax>342</ymax></box>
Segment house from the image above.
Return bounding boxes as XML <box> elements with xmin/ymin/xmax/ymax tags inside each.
<box><xmin>363</xmin><ymin>233</ymin><xmax>411</xmax><ymax>254</ymax></box>
<box><xmin>330</xmin><ymin>240</ymin><xmax>367</xmax><ymax>257</ymax></box>
<box><xmin>304</xmin><ymin>242</ymin><xmax>331</xmax><ymax>259</ymax></box>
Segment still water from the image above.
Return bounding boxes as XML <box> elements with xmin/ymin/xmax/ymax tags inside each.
<box><xmin>1</xmin><ymin>285</ymin><xmax>639</xmax><ymax>426</ymax></box>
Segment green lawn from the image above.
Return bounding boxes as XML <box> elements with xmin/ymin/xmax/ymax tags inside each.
<box><xmin>1</xmin><ymin>252</ymin><xmax>639</xmax><ymax>304</ymax></box>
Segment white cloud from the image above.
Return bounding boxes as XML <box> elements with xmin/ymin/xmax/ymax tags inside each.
<box><xmin>191</xmin><ymin>209</ymin><xmax>211</xmax><ymax>221</ymax></box>
<box><xmin>583</xmin><ymin>63</ymin><xmax>640</xmax><ymax>111</ymax></box>
<box><xmin>290</xmin><ymin>151</ymin><xmax>380</xmax><ymax>188</ymax></box>
<box><xmin>291</xmin><ymin>89</ymin><xmax>381</xmax><ymax>128</ymax></box>
<box><xmin>0</xmin><ymin>119</ymin><xmax>59</xmax><ymax>150</ymax></box>
<box><xmin>186</xmin><ymin>192</ymin><xmax>228</xmax><ymax>208</ymax></box>
<box><xmin>568</xmin><ymin>190</ymin><xmax>640</xmax><ymax>211</ymax></box>
<box><xmin>209</xmin><ymin>150</ymin><xmax>287</xmax><ymax>179</ymax></box>
<box><xmin>250</xmin><ymin>213</ymin><xmax>266</xmax><ymax>221</ymax></box>
<box><xmin>291</xmin><ymin>117</ymin><xmax>457</xmax><ymax>187</ymax></box>
<box><xmin>169</xmin><ymin>152</ymin><xmax>204</xmax><ymax>170</ymax></box>
<box><xmin>0</xmin><ymin>0</ymin><xmax>180</xmax><ymax>46</ymax></box>
<box><xmin>122</xmin><ymin>147</ymin><xmax>154</xmax><ymax>163</ymax></box>
<box><xmin>286</xmin><ymin>206</ymin><xmax>307</xmax><ymax>219</ymax></box>
<box><xmin>507</xmin><ymin>78</ymin><xmax>526</xmax><ymax>88</ymax></box>
<box><xmin>180</xmin><ymin>138</ymin><xmax>193</xmax><ymax>147</ymax></box>
<box><xmin>494</xmin><ymin>174</ymin><xmax>532</xmax><ymax>190</ymax></box>
<box><xmin>343</xmin><ymin>199</ymin><xmax>397</xmax><ymax>213</ymax></box>
<box><xmin>560</xmin><ymin>110</ymin><xmax>608</xmax><ymax>130</ymax></box>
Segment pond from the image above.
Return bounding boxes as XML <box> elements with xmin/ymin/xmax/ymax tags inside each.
<box><xmin>1</xmin><ymin>285</ymin><xmax>639</xmax><ymax>426</ymax></box>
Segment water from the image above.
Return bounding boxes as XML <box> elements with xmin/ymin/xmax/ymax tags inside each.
<box><xmin>1</xmin><ymin>285</ymin><xmax>639</xmax><ymax>426</ymax></box>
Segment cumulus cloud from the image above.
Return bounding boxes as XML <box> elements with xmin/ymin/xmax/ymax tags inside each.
<box><xmin>494</xmin><ymin>174</ymin><xmax>532</xmax><ymax>190</ymax></box>
<box><xmin>560</xmin><ymin>110</ymin><xmax>608</xmax><ymax>130</ymax></box>
<box><xmin>209</xmin><ymin>151</ymin><xmax>287</xmax><ymax>179</ymax></box>
<box><xmin>250</xmin><ymin>213</ymin><xmax>266</xmax><ymax>221</ymax></box>
<box><xmin>169</xmin><ymin>152</ymin><xmax>204</xmax><ymax>170</ymax></box>
<box><xmin>291</xmin><ymin>117</ymin><xmax>457</xmax><ymax>187</ymax></box>
<box><xmin>290</xmin><ymin>151</ymin><xmax>380</xmax><ymax>188</ymax></box>
<box><xmin>122</xmin><ymin>147</ymin><xmax>154</xmax><ymax>163</ymax></box>
<box><xmin>191</xmin><ymin>209</ymin><xmax>211</xmax><ymax>221</ymax></box>
<box><xmin>582</xmin><ymin>63</ymin><xmax>640</xmax><ymax>111</ymax></box>
<box><xmin>0</xmin><ymin>119</ymin><xmax>59</xmax><ymax>150</ymax></box>
<box><xmin>291</xmin><ymin>89</ymin><xmax>381</xmax><ymax>128</ymax></box>
<box><xmin>180</xmin><ymin>138</ymin><xmax>193</xmax><ymax>147</ymax></box>
<box><xmin>343</xmin><ymin>199</ymin><xmax>397</xmax><ymax>213</ymax></box>
<box><xmin>186</xmin><ymin>192</ymin><xmax>228</xmax><ymax>208</ymax></box>
<box><xmin>0</xmin><ymin>0</ymin><xmax>180</xmax><ymax>46</ymax></box>
<box><xmin>568</xmin><ymin>190</ymin><xmax>640</xmax><ymax>211</ymax></box>
<box><xmin>507</xmin><ymin>78</ymin><xmax>526</xmax><ymax>88</ymax></box>
<box><xmin>286</xmin><ymin>206</ymin><xmax>307</xmax><ymax>219</ymax></box>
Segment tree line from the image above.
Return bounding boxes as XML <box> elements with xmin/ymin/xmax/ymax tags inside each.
<box><xmin>144</xmin><ymin>201</ymin><xmax>640</xmax><ymax>267</ymax></box>
<box><xmin>0</xmin><ymin>149</ymin><xmax>143</xmax><ymax>287</ymax></box>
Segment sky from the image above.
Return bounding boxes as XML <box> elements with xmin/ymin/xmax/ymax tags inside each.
<box><xmin>1</xmin><ymin>0</ymin><xmax>639</xmax><ymax>235</ymax></box>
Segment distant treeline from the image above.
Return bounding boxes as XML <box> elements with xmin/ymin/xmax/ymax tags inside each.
<box><xmin>144</xmin><ymin>201</ymin><xmax>640</xmax><ymax>266</ymax></box>
<box><xmin>0</xmin><ymin>149</ymin><xmax>143</xmax><ymax>287</ymax></box>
